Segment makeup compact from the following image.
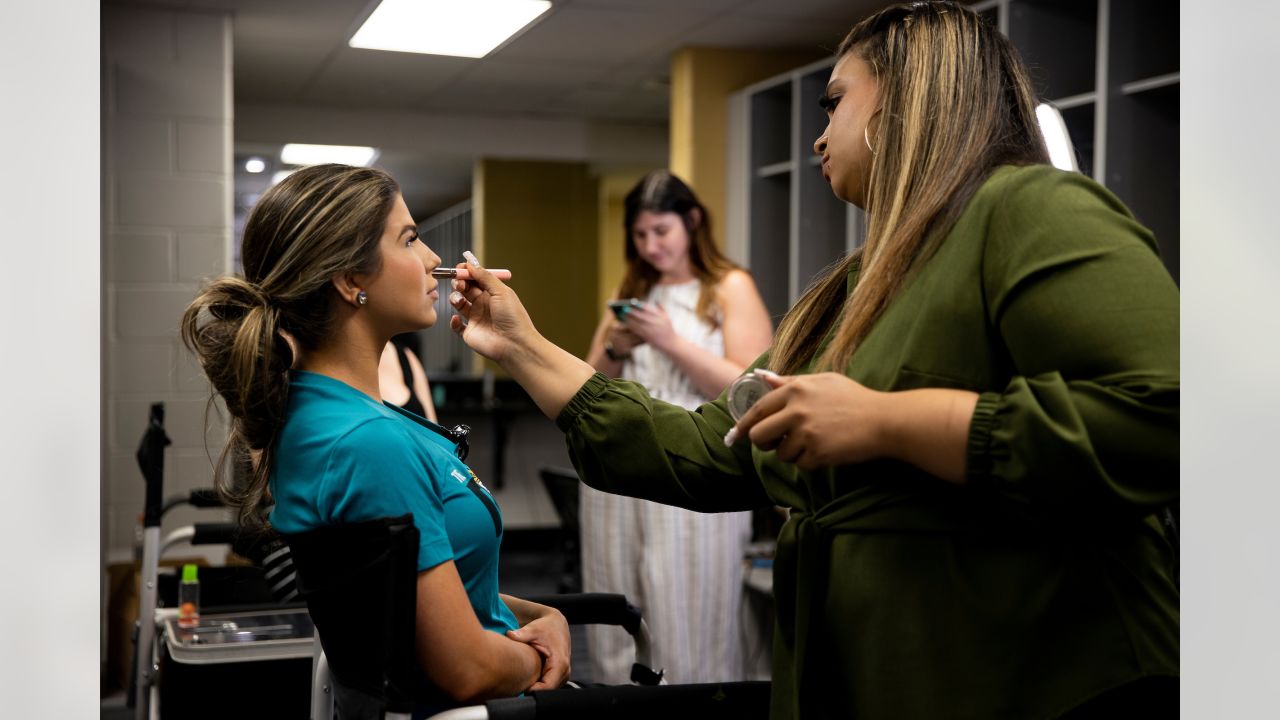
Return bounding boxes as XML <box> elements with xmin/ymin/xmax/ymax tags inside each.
<box><xmin>727</xmin><ymin>372</ymin><xmax>772</xmax><ymax>422</ymax></box>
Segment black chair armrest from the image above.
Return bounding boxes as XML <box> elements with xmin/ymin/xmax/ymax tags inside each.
<box><xmin>191</xmin><ymin>522</ymin><xmax>240</xmax><ymax>546</ymax></box>
<box><xmin>520</xmin><ymin>593</ymin><xmax>643</xmax><ymax>636</ymax></box>
<box><xmin>485</xmin><ymin>682</ymin><xmax>772</xmax><ymax>720</ymax></box>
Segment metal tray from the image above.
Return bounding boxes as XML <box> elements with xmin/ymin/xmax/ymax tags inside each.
<box><xmin>163</xmin><ymin>607</ymin><xmax>315</xmax><ymax>665</ymax></box>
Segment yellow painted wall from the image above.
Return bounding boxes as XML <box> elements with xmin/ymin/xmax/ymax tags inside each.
<box><xmin>669</xmin><ymin>46</ymin><xmax>827</xmax><ymax>246</ymax></box>
<box><xmin>472</xmin><ymin>158</ymin><xmax>600</xmax><ymax>370</ymax></box>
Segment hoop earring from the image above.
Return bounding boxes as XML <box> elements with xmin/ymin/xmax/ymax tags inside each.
<box><xmin>356</xmin><ymin>290</ymin><xmax>368</xmax><ymax>306</ymax></box>
<box><xmin>864</xmin><ymin>107</ymin><xmax>882</xmax><ymax>156</ymax></box>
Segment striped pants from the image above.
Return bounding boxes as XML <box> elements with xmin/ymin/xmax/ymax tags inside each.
<box><xmin>579</xmin><ymin>483</ymin><xmax>753</xmax><ymax>685</ymax></box>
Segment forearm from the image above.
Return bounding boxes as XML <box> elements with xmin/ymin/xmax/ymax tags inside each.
<box><xmin>561</xmin><ymin>374</ymin><xmax>777</xmax><ymax>512</ymax></box>
<box><xmin>658</xmin><ymin>335</ymin><xmax>750</xmax><ymax>399</ymax></box>
<box><xmin>464</xmin><ymin>632</ymin><xmax>543</xmax><ymax>701</ymax></box>
<box><xmin>879</xmin><ymin>388</ymin><xmax>980</xmax><ymax>485</ymax></box>
<box><xmin>501</xmin><ymin>594</ymin><xmax>552</xmax><ymax>626</ymax></box>
<box><xmin>505</xmin><ymin>334</ymin><xmax>597</xmax><ymax>420</ymax></box>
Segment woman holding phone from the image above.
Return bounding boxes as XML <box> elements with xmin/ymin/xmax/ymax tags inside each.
<box><xmin>581</xmin><ymin>170</ymin><xmax>773</xmax><ymax>684</ymax></box>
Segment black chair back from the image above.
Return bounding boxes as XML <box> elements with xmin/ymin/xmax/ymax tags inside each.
<box><xmin>284</xmin><ymin>514</ymin><xmax>419</xmax><ymax>718</ymax></box>
<box><xmin>539</xmin><ymin>467</ymin><xmax>582</xmax><ymax>594</ymax></box>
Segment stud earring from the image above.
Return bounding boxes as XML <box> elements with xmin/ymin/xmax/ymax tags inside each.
<box><xmin>356</xmin><ymin>291</ymin><xmax>368</xmax><ymax>306</ymax></box>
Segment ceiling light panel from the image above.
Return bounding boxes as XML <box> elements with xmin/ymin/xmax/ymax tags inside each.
<box><xmin>280</xmin><ymin>144</ymin><xmax>379</xmax><ymax>167</ymax></box>
<box><xmin>350</xmin><ymin>0</ymin><xmax>553</xmax><ymax>59</ymax></box>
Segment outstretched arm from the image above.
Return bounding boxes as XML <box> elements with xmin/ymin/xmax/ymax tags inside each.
<box><xmin>448</xmin><ymin>254</ymin><xmax>772</xmax><ymax>512</ymax></box>
<box><xmin>447</xmin><ymin>256</ymin><xmax>597</xmax><ymax>420</ymax></box>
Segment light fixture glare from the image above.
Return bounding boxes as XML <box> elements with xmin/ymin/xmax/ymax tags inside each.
<box><xmin>349</xmin><ymin>0</ymin><xmax>552</xmax><ymax>58</ymax></box>
<box><xmin>279</xmin><ymin>144</ymin><xmax>379</xmax><ymax>167</ymax></box>
<box><xmin>1036</xmin><ymin>103</ymin><xmax>1079</xmax><ymax>173</ymax></box>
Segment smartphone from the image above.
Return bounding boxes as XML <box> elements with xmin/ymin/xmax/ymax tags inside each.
<box><xmin>607</xmin><ymin>298</ymin><xmax>644</xmax><ymax>321</ymax></box>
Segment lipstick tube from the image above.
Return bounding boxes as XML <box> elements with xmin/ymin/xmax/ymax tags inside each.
<box><xmin>431</xmin><ymin>268</ymin><xmax>512</xmax><ymax>281</ymax></box>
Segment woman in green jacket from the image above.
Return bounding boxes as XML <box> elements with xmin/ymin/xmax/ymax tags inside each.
<box><xmin>445</xmin><ymin>2</ymin><xmax>1178</xmax><ymax>717</ymax></box>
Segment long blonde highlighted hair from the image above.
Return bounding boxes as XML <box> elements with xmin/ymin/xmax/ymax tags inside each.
<box><xmin>768</xmin><ymin>1</ymin><xmax>1049</xmax><ymax>374</ymax></box>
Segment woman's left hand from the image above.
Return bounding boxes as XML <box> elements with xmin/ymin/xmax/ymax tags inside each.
<box><xmin>732</xmin><ymin>371</ymin><xmax>891</xmax><ymax>471</ymax></box>
<box><xmin>622</xmin><ymin>302</ymin><xmax>678</xmax><ymax>353</ymax></box>
<box><xmin>506</xmin><ymin>609</ymin><xmax>571</xmax><ymax>691</ymax></box>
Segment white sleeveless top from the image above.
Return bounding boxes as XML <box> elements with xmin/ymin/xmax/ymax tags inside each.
<box><xmin>622</xmin><ymin>279</ymin><xmax>723</xmax><ymax>411</ymax></box>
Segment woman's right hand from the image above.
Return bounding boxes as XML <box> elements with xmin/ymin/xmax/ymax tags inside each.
<box><xmin>449</xmin><ymin>251</ymin><xmax>596</xmax><ymax>421</ymax></box>
<box><xmin>606</xmin><ymin>323</ymin><xmax>644</xmax><ymax>355</ymax></box>
<box><xmin>448</xmin><ymin>255</ymin><xmax>539</xmax><ymax>364</ymax></box>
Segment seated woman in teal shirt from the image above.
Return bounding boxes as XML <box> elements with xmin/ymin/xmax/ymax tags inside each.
<box><xmin>181</xmin><ymin>164</ymin><xmax>569</xmax><ymax>708</ymax></box>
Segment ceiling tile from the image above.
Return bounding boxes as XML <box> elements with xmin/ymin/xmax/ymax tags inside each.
<box><xmin>677</xmin><ymin>14</ymin><xmax>849</xmax><ymax>51</ymax></box>
<box><xmin>229</xmin><ymin>0</ymin><xmax>371</xmax><ymax>46</ymax></box>
<box><xmin>494</xmin><ymin>4</ymin><xmax>717</xmax><ymax>64</ymax></box>
<box><xmin>734</xmin><ymin>0</ymin><xmax>890</xmax><ymax>23</ymax></box>
<box><xmin>300</xmin><ymin>48</ymin><xmax>475</xmax><ymax>109</ymax></box>
<box><xmin>457</xmin><ymin>58</ymin><xmax>610</xmax><ymax>90</ymax></box>
<box><xmin>234</xmin><ymin>42</ymin><xmax>334</xmax><ymax>102</ymax></box>
<box><xmin>567</xmin><ymin>0</ymin><xmax>743</xmax><ymax>8</ymax></box>
<box><xmin>415</xmin><ymin>82</ymin><xmax>564</xmax><ymax>116</ymax></box>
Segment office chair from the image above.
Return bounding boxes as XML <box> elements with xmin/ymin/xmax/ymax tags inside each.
<box><xmin>284</xmin><ymin>514</ymin><xmax>771</xmax><ymax>720</ymax></box>
<box><xmin>285</xmin><ymin>514</ymin><xmax>421</xmax><ymax>720</ymax></box>
<box><xmin>538</xmin><ymin>467</ymin><xmax>583</xmax><ymax>594</ymax></box>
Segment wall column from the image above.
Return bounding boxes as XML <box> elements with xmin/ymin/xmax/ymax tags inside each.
<box><xmin>102</xmin><ymin>6</ymin><xmax>234</xmax><ymax>563</ymax></box>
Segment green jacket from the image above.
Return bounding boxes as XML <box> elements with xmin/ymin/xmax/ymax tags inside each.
<box><xmin>556</xmin><ymin>165</ymin><xmax>1179</xmax><ymax>719</ymax></box>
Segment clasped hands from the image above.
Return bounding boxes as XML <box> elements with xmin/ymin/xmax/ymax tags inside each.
<box><xmin>507</xmin><ymin>608</ymin><xmax>571</xmax><ymax>692</ymax></box>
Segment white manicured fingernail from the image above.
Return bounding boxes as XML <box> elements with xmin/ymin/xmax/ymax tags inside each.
<box><xmin>449</xmin><ymin>291</ymin><xmax>463</xmax><ymax>304</ymax></box>
<box><xmin>753</xmin><ymin>368</ymin><xmax>780</xmax><ymax>378</ymax></box>
<box><xmin>463</xmin><ymin>250</ymin><xmax>481</xmax><ymax>267</ymax></box>
<box><xmin>723</xmin><ymin>426</ymin><xmax>739</xmax><ymax>447</ymax></box>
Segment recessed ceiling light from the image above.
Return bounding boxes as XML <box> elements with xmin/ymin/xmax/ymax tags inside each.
<box><xmin>244</xmin><ymin>157</ymin><xmax>266</xmax><ymax>173</ymax></box>
<box><xmin>280</xmin><ymin>144</ymin><xmax>379</xmax><ymax>167</ymax></box>
<box><xmin>349</xmin><ymin>0</ymin><xmax>552</xmax><ymax>59</ymax></box>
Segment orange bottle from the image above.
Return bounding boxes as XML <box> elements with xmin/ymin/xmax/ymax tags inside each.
<box><xmin>178</xmin><ymin>564</ymin><xmax>200</xmax><ymax>628</ymax></box>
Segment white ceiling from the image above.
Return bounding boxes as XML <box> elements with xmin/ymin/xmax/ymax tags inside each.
<box><xmin>227</xmin><ymin>0</ymin><xmax>886</xmax><ymax>117</ymax></box>
<box><xmin>110</xmin><ymin>0</ymin><xmax>894</xmax><ymax>216</ymax></box>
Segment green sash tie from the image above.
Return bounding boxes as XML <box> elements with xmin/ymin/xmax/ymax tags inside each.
<box><xmin>770</xmin><ymin>490</ymin><xmax>980</xmax><ymax>719</ymax></box>
<box><xmin>771</xmin><ymin>492</ymin><xmax>895</xmax><ymax>719</ymax></box>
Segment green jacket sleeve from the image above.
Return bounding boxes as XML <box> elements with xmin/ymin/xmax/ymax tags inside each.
<box><xmin>555</xmin><ymin>372</ymin><xmax>772</xmax><ymax>513</ymax></box>
<box><xmin>967</xmin><ymin>166</ymin><xmax>1179</xmax><ymax>520</ymax></box>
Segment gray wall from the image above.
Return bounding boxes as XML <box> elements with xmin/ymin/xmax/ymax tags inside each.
<box><xmin>102</xmin><ymin>5</ymin><xmax>234</xmax><ymax>565</ymax></box>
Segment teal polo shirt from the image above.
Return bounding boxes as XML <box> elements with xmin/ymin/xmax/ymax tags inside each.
<box><xmin>270</xmin><ymin>370</ymin><xmax>517</xmax><ymax>635</ymax></box>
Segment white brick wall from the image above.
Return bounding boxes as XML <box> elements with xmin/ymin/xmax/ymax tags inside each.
<box><xmin>103</xmin><ymin>6</ymin><xmax>233</xmax><ymax>562</ymax></box>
